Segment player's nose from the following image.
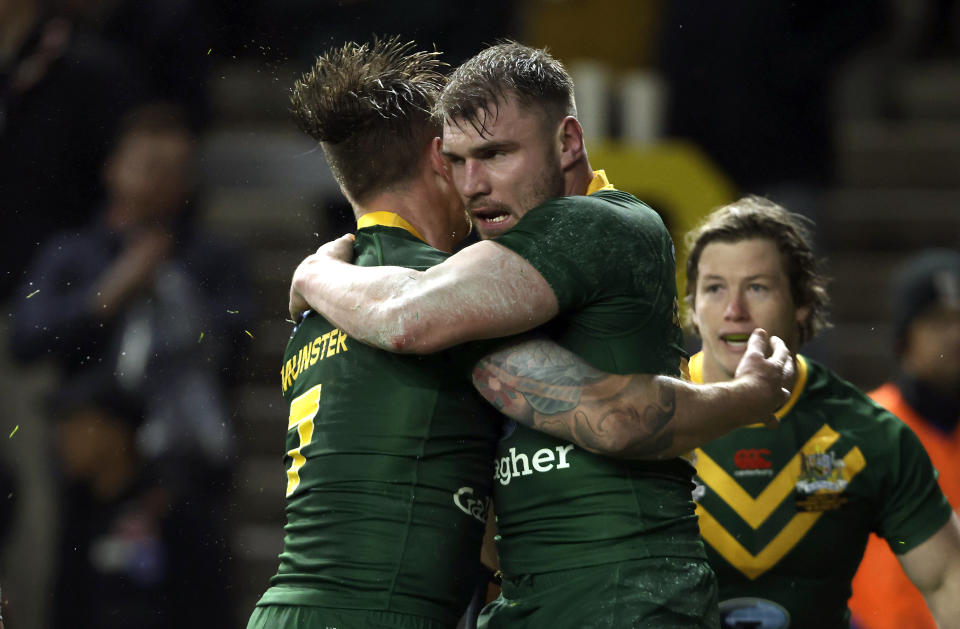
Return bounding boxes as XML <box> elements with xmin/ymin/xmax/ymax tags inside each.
<box><xmin>461</xmin><ymin>160</ymin><xmax>491</xmax><ymax>197</ymax></box>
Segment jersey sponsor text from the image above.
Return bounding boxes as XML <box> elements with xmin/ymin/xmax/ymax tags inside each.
<box><xmin>495</xmin><ymin>444</ymin><xmax>574</xmax><ymax>486</ymax></box>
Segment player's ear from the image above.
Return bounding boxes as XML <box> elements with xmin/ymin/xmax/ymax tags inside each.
<box><xmin>559</xmin><ymin>116</ymin><xmax>585</xmax><ymax>171</ymax></box>
<box><xmin>429</xmin><ymin>137</ymin><xmax>450</xmax><ymax>178</ymax></box>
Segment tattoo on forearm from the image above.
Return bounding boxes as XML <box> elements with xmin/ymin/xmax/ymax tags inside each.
<box><xmin>472</xmin><ymin>339</ymin><xmax>602</xmax><ymax>418</ymax></box>
<box><xmin>473</xmin><ymin>339</ymin><xmax>681</xmax><ymax>458</ymax></box>
<box><xmin>619</xmin><ymin>383</ymin><xmax>677</xmax><ymax>457</ymax></box>
<box><xmin>534</xmin><ymin>415</ymin><xmax>576</xmax><ymax>443</ymax></box>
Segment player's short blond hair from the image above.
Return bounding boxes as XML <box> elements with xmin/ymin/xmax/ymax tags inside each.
<box><xmin>291</xmin><ymin>36</ymin><xmax>446</xmax><ymax>204</ymax></box>
<box><xmin>437</xmin><ymin>41</ymin><xmax>576</xmax><ymax>138</ymax></box>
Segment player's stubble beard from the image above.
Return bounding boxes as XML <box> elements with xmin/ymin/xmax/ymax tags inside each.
<box><xmin>495</xmin><ymin>145</ymin><xmax>566</xmax><ymax>237</ymax></box>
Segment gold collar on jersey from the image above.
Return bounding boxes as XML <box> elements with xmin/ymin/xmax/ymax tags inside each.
<box><xmin>357</xmin><ymin>211</ymin><xmax>426</xmax><ymax>242</ymax></box>
<box><xmin>688</xmin><ymin>352</ymin><xmax>809</xmax><ymax>422</ymax></box>
<box><xmin>586</xmin><ymin>169</ymin><xmax>615</xmax><ymax>194</ymax></box>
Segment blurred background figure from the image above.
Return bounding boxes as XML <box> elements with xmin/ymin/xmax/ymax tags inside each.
<box><xmin>0</xmin><ymin>0</ymin><xmax>146</xmax><ymax>302</ymax></box>
<box><xmin>9</xmin><ymin>102</ymin><xmax>253</xmax><ymax>628</ymax></box>
<box><xmin>12</xmin><ymin>102</ymin><xmax>253</xmax><ymax>472</ymax></box>
<box><xmin>47</xmin><ymin>379</ymin><xmax>230</xmax><ymax>629</ymax></box>
<box><xmin>850</xmin><ymin>248</ymin><xmax>960</xmax><ymax>629</ymax></box>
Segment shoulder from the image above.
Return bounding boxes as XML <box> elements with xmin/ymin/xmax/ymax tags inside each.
<box><xmin>513</xmin><ymin>192</ymin><xmax>668</xmax><ymax>249</ymax></box>
<box><xmin>800</xmin><ymin>358</ymin><xmax>919</xmax><ymax>450</ymax></box>
<box><xmin>532</xmin><ymin>190</ymin><xmax>657</xmax><ymax>220</ymax></box>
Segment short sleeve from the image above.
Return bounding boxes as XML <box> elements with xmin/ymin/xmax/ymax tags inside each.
<box><xmin>494</xmin><ymin>191</ymin><xmax>668</xmax><ymax>314</ymax></box>
<box><xmin>873</xmin><ymin>414</ymin><xmax>952</xmax><ymax>554</ymax></box>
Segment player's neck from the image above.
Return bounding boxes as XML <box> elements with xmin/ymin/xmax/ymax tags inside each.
<box><xmin>356</xmin><ymin>181</ymin><xmax>461</xmax><ymax>253</ymax></box>
<box><xmin>565</xmin><ymin>158</ymin><xmax>595</xmax><ymax>196</ymax></box>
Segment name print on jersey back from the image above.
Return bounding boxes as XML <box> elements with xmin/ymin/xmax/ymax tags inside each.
<box><xmin>280</xmin><ymin>325</ymin><xmax>349</xmax><ymax>392</ymax></box>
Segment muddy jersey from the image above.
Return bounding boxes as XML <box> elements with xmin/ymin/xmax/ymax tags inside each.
<box><xmin>256</xmin><ymin>219</ymin><xmax>500</xmax><ymax>627</ymax></box>
<box><xmin>491</xmin><ymin>174</ymin><xmax>698</xmax><ymax>576</ymax></box>
<box><xmin>691</xmin><ymin>353</ymin><xmax>952</xmax><ymax>629</ymax></box>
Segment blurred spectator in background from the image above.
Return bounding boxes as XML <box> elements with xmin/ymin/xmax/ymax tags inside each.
<box><xmin>656</xmin><ymin>1</ymin><xmax>889</xmax><ymax>227</ymax></box>
<box><xmin>12</xmin><ymin>102</ymin><xmax>253</xmax><ymax>468</ymax></box>
<box><xmin>0</xmin><ymin>0</ymin><xmax>146</xmax><ymax>303</ymax></box>
<box><xmin>10</xmin><ymin>102</ymin><xmax>254</xmax><ymax>627</ymax></box>
<box><xmin>47</xmin><ymin>377</ymin><xmax>230</xmax><ymax>629</ymax></box>
<box><xmin>850</xmin><ymin>249</ymin><xmax>960</xmax><ymax>629</ymax></box>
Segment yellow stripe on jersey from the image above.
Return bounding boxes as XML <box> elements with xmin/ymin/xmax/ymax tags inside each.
<box><xmin>697</xmin><ymin>439</ymin><xmax>867</xmax><ymax>580</ymax></box>
<box><xmin>696</xmin><ymin>504</ymin><xmax>822</xmax><ymax>581</ymax></box>
<box><xmin>696</xmin><ymin>424</ymin><xmax>841</xmax><ymax>529</ymax></box>
<box><xmin>688</xmin><ymin>352</ymin><xmax>809</xmax><ymax>425</ymax></box>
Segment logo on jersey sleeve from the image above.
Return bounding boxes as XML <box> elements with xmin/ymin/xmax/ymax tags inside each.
<box><xmin>453</xmin><ymin>486</ymin><xmax>490</xmax><ymax>523</ymax></box>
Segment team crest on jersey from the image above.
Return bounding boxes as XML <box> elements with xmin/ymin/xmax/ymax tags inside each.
<box><xmin>794</xmin><ymin>447</ymin><xmax>849</xmax><ymax>512</ymax></box>
<box><xmin>694</xmin><ymin>425</ymin><xmax>867</xmax><ymax>579</ymax></box>
<box><xmin>796</xmin><ymin>449</ymin><xmax>847</xmax><ymax>493</ymax></box>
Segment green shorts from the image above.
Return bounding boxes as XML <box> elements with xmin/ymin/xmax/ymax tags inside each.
<box><xmin>478</xmin><ymin>557</ymin><xmax>719</xmax><ymax>629</ymax></box>
<box><xmin>247</xmin><ymin>605</ymin><xmax>449</xmax><ymax>629</ymax></box>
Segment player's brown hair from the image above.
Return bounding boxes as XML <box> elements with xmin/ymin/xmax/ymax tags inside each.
<box><xmin>437</xmin><ymin>41</ymin><xmax>576</xmax><ymax>137</ymax></box>
<box><xmin>291</xmin><ymin>36</ymin><xmax>446</xmax><ymax>204</ymax></box>
<box><xmin>684</xmin><ymin>196</ymin><xmax>831</xmax><ymax>345</ymax></box>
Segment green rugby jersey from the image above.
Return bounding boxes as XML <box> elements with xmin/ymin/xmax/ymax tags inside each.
<box><xmin>491</xmin><ymin>172</ymin><xmax>700</xmax><ymax>576</ymax></box>
<box><xmin>256</xmin><ymin>216</ymin><xmax>500</xmax><ymax>626</ymax></box>
<box><xmin>691</xmin><ymin>353</ymin><xmax>952</xmax><ymax>629</ymax></box>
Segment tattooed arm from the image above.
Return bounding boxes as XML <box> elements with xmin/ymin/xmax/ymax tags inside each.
<box><xmin>472</xmin><ymin>329</ymin><xmax>793</xmax><ymax>459</ymax></box>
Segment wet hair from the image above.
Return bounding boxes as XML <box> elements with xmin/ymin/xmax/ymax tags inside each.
<box><xmin>290</xmin><ymin>36</ymin><xmax>446</xmax><ymax>204</ymax></box>
<box><xmin>437</xmin><ymin>40</ymin><xmax>576</xmax><ymax>137</ymax></box>
<box><xmin>684</xmin><ymin>196</ymin><xmax>831</xmax><ymax>344</ymax></box>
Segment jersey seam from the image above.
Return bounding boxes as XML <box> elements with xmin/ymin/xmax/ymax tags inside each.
<box><xmin>384</xmin><ymin>386</ymin><xmax>438</xmax><ymax>607</ymax></box>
